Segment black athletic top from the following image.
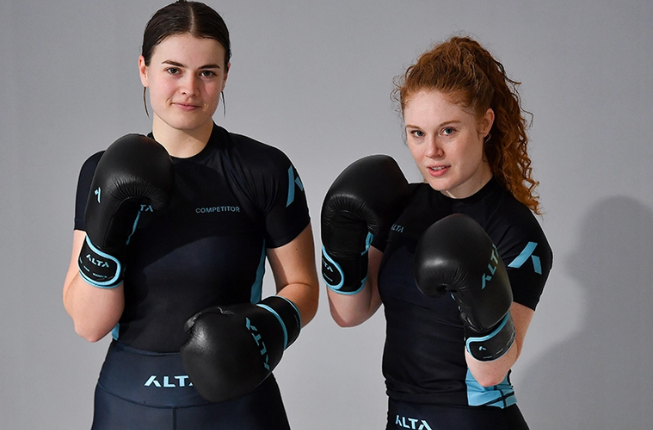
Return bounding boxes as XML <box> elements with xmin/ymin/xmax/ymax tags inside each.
<box><xmin>74</xmin><ymin>124</ymin><xmax>310</xmax><ymax>353</ymax></box>
<box><xmin>374</xmin><ymin>178</ymin><xmax>552</xmax><ymax>408</ymax></box>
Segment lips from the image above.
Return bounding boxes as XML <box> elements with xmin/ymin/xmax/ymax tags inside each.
<box><xmin>173</xmin><ymin>101</ymin><xmax>201</xmax><ymax>111</ymax></box>
<box><xmin>427</xmin><ymin>165</ymin><xmax>449</xmax><ymax>177</ymax></box>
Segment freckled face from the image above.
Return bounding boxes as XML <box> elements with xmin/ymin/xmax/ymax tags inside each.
<box><xmin>139</xmin><ymin>33</ymin><xmax>229</xmax><ymax>135</ymax></box>
<box><xmin>403</xmin><ymin>90</ymin><xmax>494</xmax><ymax>199</ymax></box>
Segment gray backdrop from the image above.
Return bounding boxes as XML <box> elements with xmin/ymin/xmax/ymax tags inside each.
<box><xmin>2</xmin><ymin>0</ymin><xmax>652</xmax><ymax>429</ymax></box>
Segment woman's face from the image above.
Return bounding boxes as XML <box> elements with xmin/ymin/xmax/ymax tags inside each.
<box><xmin>403</xmin><ymin>89</ymin><xmax>494</xmax><ymax>199</ymax></box>
<box><xmin>139</xmin><ymin>33</ymin><xmax>229</xmax><ymax>135</ymax></box>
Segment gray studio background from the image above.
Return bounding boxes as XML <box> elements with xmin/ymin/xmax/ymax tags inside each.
<box><xmin>2</xmin><ymin>1</ymin><xmax>652</xmax><ymax>429</ymax></box>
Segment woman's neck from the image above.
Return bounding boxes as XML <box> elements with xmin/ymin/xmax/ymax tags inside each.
<box><xmin>440</xmin><ymin>163</ymin><xmax>494</xmax><ymax>199</ymax></box>
<box><xmin>151</xmin><ymin>116</ymin><xmax>213</xmax><ymax>158</ymax></box>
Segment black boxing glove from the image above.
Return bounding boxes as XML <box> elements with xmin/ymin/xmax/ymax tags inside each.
<box><xmin>181</xmin><ymin>296</ymin><xmax>301</xmax><ymax>403</ymax></box>
<box><xmin>414</xmin><ymin>214</ymin><xmax>515</xmax><ymax>361</ymax></box>
<box><xmin>321</xmin><ymin>155</ymin><xmax>409</xmax><ymax>294</ymax></box>
<box><xmin>77</xmin><ymin>134</ymin><xmax>173</xmax><ymax>288</ymax></box>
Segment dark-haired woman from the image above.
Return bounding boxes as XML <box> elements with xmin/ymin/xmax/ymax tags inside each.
<box><xmin>322</xmin><ymin>36</ymin><xmax>552</xmax><ymax>429</ymax></box>
<box><xmin>63</xmin><ymin>2</ymin><xmax>318</xmax><ymax>429</ymax></box>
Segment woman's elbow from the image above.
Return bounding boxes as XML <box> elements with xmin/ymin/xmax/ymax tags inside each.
<box><xmin>475</xmin><ymin>373</ymin><xmax>507</xmax><ymax>388</ymax></box>
<box><xmin>329</xmin><ymin>308</ymin><xmax>366</xmax><ymax>328</ymax></box>
<box><xmin>73</xmin><ymin>321</ymin><xmax>111</xmax><ymax>343</ymax></box>
<box><xmin>332</xmin><ymin>316</ymin><xmax>357</xmax><ymax>328</ymax></box>
<box><xmin>326</xmin><ymin>287</ymin><xmax>377</xmax><ymax>327</ymax></box>
<box><xmin>300</xmin><ymin>299</ymin><xmax>319</xmax><ymax>327</ymax></box>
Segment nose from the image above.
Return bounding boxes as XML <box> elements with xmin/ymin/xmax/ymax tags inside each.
<box><xmin>180</xmin><ymin>74</ymin><xmax>199</xmax><ymax>96</ymax></box>
<box><xmin>424</xmin><ymin>136</ymin><xmax>443</xmax><ymax>158</ymax></box>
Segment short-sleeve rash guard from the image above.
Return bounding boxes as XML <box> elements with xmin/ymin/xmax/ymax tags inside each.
<box><xmin>375</xmin><ymin>178</ymin><xmax>552</xmax><ymax>407</ymax></box>
<box><xmin>74</xmin><ymin>125</ymin><xmax>310</xmax><ymax>352</ymax></box>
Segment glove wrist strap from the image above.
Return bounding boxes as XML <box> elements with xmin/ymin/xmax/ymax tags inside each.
<box><xmin>258</xmin><ymin>296</ymin><xmax>302</xmax><ymax>349</ymax></box>
<box><xmin>465</xmin><ymin>313</ymin><xmax>516</xmax><ymax>361</ymax></box>
<box><xmin>78</xmin><ymin>236</ymin><xmax>123</xmax><ymax>288</ymax></box>
<box><xmin>321</xmin><ymin>231</ymin><xmax>372</xmax><ymax>294</ymax></box>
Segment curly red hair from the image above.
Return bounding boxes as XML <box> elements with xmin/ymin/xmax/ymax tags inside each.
<box><xmin>393</xmin><ymin>36</ymin><xmax>541</xmax><ymax>214</ymax></box>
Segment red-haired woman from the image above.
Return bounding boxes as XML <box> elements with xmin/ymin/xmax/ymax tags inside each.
<box><xmin>321</xmin><ymin>36</ymin><xmax>553</xmax><ymax>429</ymax></box>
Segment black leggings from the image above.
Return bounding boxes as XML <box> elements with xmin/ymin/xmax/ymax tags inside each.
<box><xmin>387</xmin><ymin>398</ymin><xmax>529</xmax><ymax>430</ymax></box>
<box><xmin>91</xmin><ymin>341</ymin><xmax>291</xmax><ymax>430</ymax></box>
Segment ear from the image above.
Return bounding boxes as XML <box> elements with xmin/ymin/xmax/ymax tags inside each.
<box><xmin>221</xmin><ymin>62</ymin><xmax>231</xmax><ymax>91</ymax></box>
<box><xmin>480</xmin><ymin>108</ymin><xmax>495</xmax><ymax>137</ymax></box>
<box><xmin>138</xmin><ymin>55</ymin><xmax>149</xmax><ymax>87</ymax></box>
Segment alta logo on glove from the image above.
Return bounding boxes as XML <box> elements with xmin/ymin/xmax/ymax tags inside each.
<box><xmin>78</xmin><ymin>236</ymin><xmax>122</xmax><ymax>288</ymax></box>
<box><xmin>84</xmin><ymin>253</ymin><xmax>110</xmax><ymax>269</ymax></box>
<box><xmin>481</xmin><ymin>245</ymin><xmax>501</xmax><ymax>289</ymax></box>
<box><xmin>321</xmin><ymin>248</ymin><xmax>344</xmax><ymax>289</ymax></box>
<box><xmin>245</xmin><ymin>317</ymin><xmax>271</xmax><ymax>371</ymax></box>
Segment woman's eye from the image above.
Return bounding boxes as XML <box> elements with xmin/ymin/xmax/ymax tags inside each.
<box><xmin>165</xmin><ymin>67</ymin><xmax>180</xmax><ymax>75</ymax></box>
<box><xmin>441</xmin><ymin>127</ymin><xmax>455</xmax><ymax>136</ymax></box>
<box><xmin>410</xmin><ymin>130</ymin><xmax>424</xmax><ymax>138</ymax></box>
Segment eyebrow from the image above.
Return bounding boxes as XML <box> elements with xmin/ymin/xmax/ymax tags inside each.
<box><xmin>405</xmin><ymin>120</ymin><xmax>462</xmax><ymax>129</ymax></box>
<box><xmin>162</xmin><ymin>60</ymin><xmax>221</xmax><ymax>70</ymax></box>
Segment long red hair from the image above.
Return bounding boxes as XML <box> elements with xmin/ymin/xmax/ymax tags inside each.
<box><xmin>393</xmin><ymin>36</ymin><xmax>541</xmax><ymax>214</ymax></box>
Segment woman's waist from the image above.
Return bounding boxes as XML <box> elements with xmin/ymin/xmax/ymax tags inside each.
<box><xmin>98</xmin><ymin>340</ymin><xmax>207</xmax><ymax>407</ymax></box>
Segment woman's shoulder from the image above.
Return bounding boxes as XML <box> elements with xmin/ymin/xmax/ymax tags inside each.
<box><xmin>234</xmin><ymin>131</ymin><xmax>288</xmax><ymax>152</ymax></box>
<box><xmin>224</xmin><ymin>130</ymin><xmax>294</xmax><ymax>171</ymax></box>
<box><xmin>488</xmin><ymin>186</ymin><xmax>551</xmax><ymax>260</ymax></box>
<box><xmin>494</xmin><ymin>186</ymin><xmax>543</xmax><ymax>228</ymax></box>
<box><xmin>84</xmin><ymin>150</ymin><xmax>104</xmax><ymax>165</ymax></box>
<box><xmin>78</xmin><ymin>150</ymin><xmax>104</xmax><ymax>179</ymax></box>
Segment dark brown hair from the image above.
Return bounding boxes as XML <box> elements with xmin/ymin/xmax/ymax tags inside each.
<box><xmin>142</xmin><ymin>0</ymin><xmax>230</xmax><ymax>68</ymax></box>
<box><xmin>141</xmin><ymin>1</ymin><xmax>231</xmax><ymax>115</ymax></box>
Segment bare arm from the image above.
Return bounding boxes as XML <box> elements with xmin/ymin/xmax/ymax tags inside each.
<box><xmin>326</xmin><ymin>245</ymin><xmax>383</xmax><ymax>327</ymax></box>
<box><xmin>62</xmin><ymin>230</ymin><xmax>124</xmax><ymax>342</ymax></box>
<box><xmin>465</xmin><ymin>301</ymin><xmax>534</xmax><ymax>387</ymax></box>
<box><xmin>266</xmin><ymin>224</ymin><xmax>319</xmax><ymax>327</ymax></box>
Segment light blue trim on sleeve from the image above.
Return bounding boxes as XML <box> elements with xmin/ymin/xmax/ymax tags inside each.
<box><xmin>466</xmin><ymin>369</ymin><xmax>517</xmax><ymax>408</ymax></box>
<box><xmin>508</xmin><ymin>242</ymin><xmax>538</xmax><ymax>269</ymax></box>
<box><xmin>531</xmin><ymin>255</ymin><xmax>542</xmax><ymax>275</ymax></box>
<box><xmin>286</xmin><ymin>166</ymin><xmax>304</xmax><ymax>207</ymax></box>
<box><xmin>250</xmin><ymin>244</ymin><xmax>266</xmax><ymax>303</ymax></box>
